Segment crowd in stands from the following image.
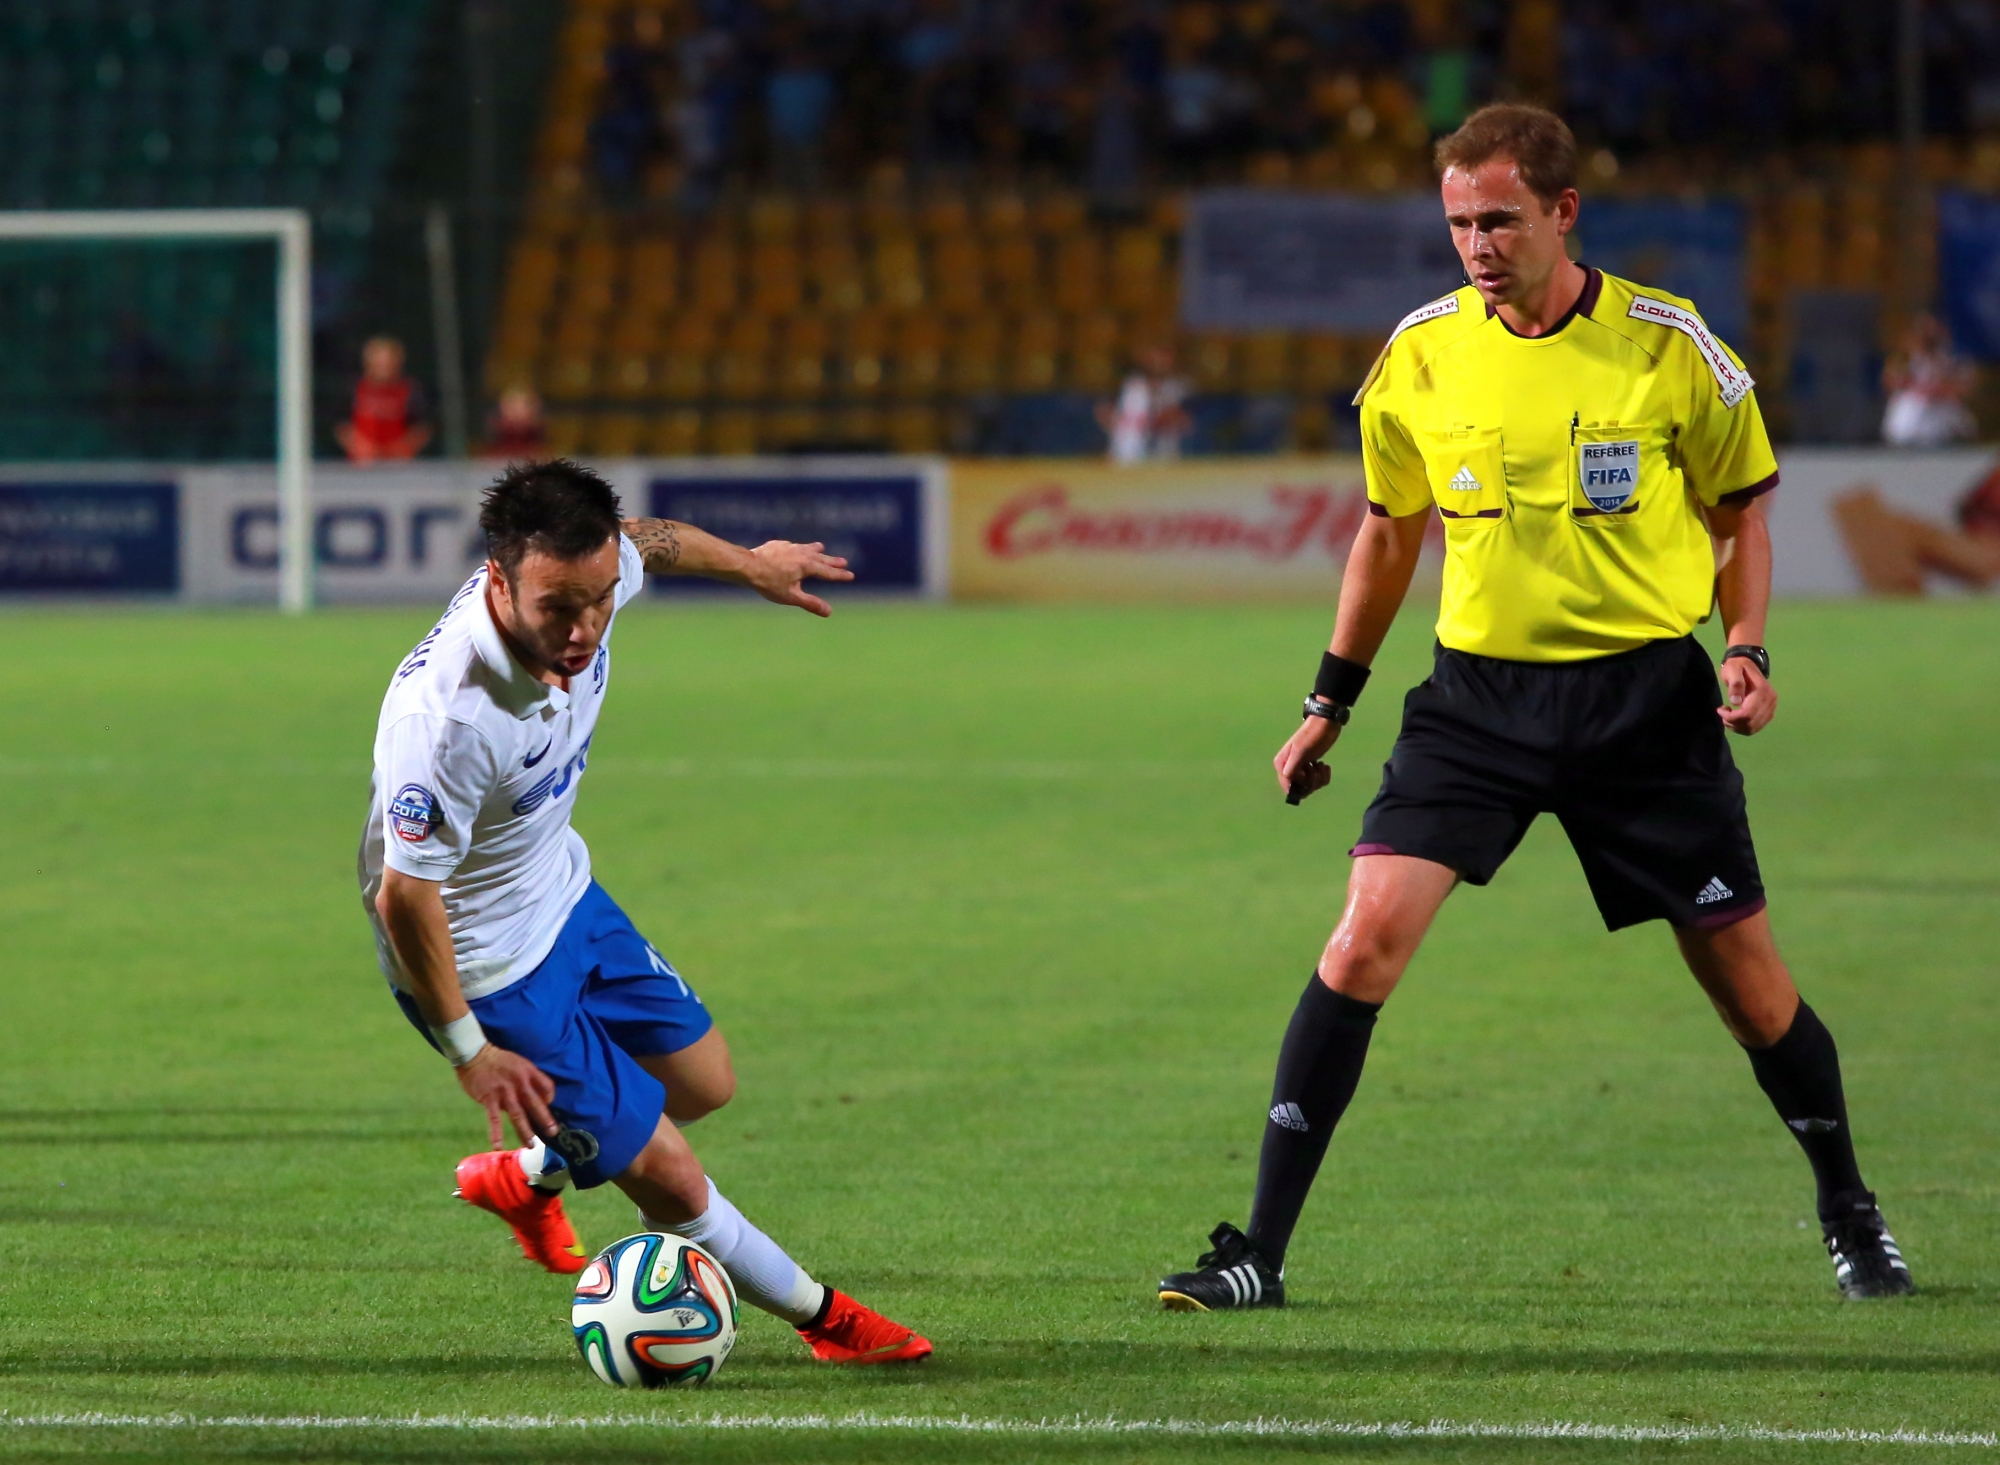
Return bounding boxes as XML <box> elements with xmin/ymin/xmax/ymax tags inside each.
<box><xmin>587</xmin><ymin>0</ymin><xmax>2000</xmax><ymax>204</ymax></box>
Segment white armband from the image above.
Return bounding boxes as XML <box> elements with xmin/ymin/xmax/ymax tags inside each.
<box><xmin>430</xmin><ymin>1012</ymin><xmax>489</xmax><ymax>1067</ymax></box>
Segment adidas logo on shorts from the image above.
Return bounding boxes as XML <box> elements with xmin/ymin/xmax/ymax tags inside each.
<box><xmin>1269</xmin><ymin>1102</ymin><xmax>1309</xmax><ymax>1132</ymax></box>
<box><xmin>1694</xmin><ymin>876</ymin><xmax>1734</xmax><ymax>905</ymax></box>
<box><xmin>1447</xmin><ymin>465</ymin><xmax>1482</xmax><ymax>492</ymax></box>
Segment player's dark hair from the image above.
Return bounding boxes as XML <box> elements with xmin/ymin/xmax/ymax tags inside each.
<box><xmin>479</xmin><ymin>459</ymin><xmax>623</xmax><ymax>579</ymax></box>
<box><xmin>1434</xmin><ymin>103</ymin><xmax>1578</xmax><ymax>205</ymax></box>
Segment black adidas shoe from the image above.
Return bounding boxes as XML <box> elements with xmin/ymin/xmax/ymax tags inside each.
<box><xmin>1822</xmin><ymin>1192</ymin><xmax>1915</xmax><ymax>1299</ymax></box>
<box><xmin>1158</xmin><ymin>1222</ymin><xmax>1284</xmax><ymax>1311</ymax></box>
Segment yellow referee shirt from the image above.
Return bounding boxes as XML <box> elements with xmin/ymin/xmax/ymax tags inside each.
<box><xmin>1356</xmin><ymin>268</ymin><xmax>1778</xmax><ymax>663</ymax></box>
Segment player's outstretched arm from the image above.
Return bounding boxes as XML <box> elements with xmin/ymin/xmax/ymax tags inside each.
<box><xmin>1276</xmin><ymin>508</ymin><xmax>1429</xmax><ymax>799</ymax></box>
<box><xmin>375</xmin><ymin>868</ymin><xmax>558</xmax><ymax>1148</ymax></box>
<box><xmin>621</xmin><ymin>517</ymin><xmax>855</xmax><ymax>617</ymax></box>
<box><xmin>1704</xmin><ymin>497</ymin><xmax>1777</xmax><ymax>736</ymax></box>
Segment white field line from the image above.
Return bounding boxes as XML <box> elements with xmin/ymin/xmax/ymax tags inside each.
<box><xmin>2</xmin><ymin>1412</ymin><xmax>1995</xmax><ymax>1447</ymax></box>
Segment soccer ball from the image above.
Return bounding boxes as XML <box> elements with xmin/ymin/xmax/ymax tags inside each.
<box><xmin>571</xmin><ymin>1232</ymin><xmax>739</xmax><ymax>1388</ymax></box>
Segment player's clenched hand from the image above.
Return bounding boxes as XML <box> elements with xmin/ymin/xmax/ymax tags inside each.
<box><xmin>1275</xmin><ymin>717</ymin><xmax>1340</xmax><ymax>801</ymax></box>
<box><xmin>743</xmin><ymin>540</ymin><xmax>855</xmax><ymax>617</ymax></box>
<box><xmin>1718</xmin><ymin>657</ymin><xmax>1777</xmax><ymax>736</ymax></box>
<box><xmin>457</xmin><ymin>1044</ymin><xmax>558</xmax><ymax>1150</ymax></box>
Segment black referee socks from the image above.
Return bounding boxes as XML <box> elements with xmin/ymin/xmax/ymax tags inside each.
<box><xmin>1246</xmin><ymin>975</ymin><xmax>1382</xmax><ymax>1270</ymax></box>
<box><xmin>1742</xmin><ymin>1001</ymin><xmax>1869</xmax><ymax>1220</ymax></box>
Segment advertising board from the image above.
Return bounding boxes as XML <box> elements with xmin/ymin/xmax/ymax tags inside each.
<box><xmin>0</xmin><ymin>480</ymin><xmax>178</xmax><ymax>592</ymax></box>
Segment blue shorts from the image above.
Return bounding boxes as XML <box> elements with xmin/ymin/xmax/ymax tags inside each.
<box><xmin>396</xmin><ymin>881</ymin><xmax>711</xmax><ymax>1189</ymax></box>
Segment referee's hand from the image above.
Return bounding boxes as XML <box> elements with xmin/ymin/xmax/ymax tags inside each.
<box><xmin>1718</xmin><ymin>656</ymin><xmax>1777</xmax><ymax>736</ymax></box>
<box><xmin>1275</xmin><ymin>717</ymin><xmax>1341</xmax><ymax>803</ymax></box>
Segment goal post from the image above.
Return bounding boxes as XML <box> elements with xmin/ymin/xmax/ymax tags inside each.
<box><xmin>0</xmin><ymin>209</ymin><xmax>315</xmax><ymax>611</ymax></box>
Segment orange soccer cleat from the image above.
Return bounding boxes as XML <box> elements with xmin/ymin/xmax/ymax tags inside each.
<box><xmin>453</xmin><ymin>1149</ymin><xmax>589</xmax><ymax>1275</ymax></box>
<box><xmin>795</xmin><ymin>1289</ymin><xmax>933</xmax><ymax>1365</ymax></box>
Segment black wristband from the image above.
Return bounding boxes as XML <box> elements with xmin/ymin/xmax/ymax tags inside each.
<box><xmin>1314</xmin><ymin>652</ymin><xmax>1371</xmax><ymax>706</ymax></box>
<box><xmin>1723</xmin><ymin>644</ymin><xmax>1770</xmax><ymax>679</ymax></box>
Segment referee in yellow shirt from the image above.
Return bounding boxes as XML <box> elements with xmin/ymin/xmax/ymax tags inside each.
<box><xmin>1159</xmin><ymin>105</ymin><xmax>1913</xmax><ymax>1312</ymax></box>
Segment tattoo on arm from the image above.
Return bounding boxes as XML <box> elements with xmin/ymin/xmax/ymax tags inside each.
<box><xmin>621</xmin><ymin>518</ymin><xmax>683</xmax><ymax>571</ymax></box>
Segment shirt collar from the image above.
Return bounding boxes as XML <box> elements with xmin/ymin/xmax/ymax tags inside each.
<box><xmin>1485</xmin><ymin>264</ymin><xmax>1602</xmax><ymax>339</ymax></box>
<box><xmin>468</xmin><ymin>573</ymin><xmax>570</xmax><ymax>719</ymax></box>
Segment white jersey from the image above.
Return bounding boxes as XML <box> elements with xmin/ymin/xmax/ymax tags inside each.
<box><xmin>1108</xmin><ymin>372</ymin><xmax>1188</xmax><ymax>465</ymax></box>
<box><xmin>357</xmin><ymin>535</ymin><xmax>646</xmax><ymax>999</ymax></box>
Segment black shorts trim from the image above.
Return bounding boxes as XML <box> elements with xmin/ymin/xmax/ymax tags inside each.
<box><xmin>1355</xmin><ymin>636</ymin><xmax>1766</xmax><ymax>931</ymax></box>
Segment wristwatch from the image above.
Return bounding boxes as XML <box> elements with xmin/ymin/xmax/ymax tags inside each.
<box><xmin>1722</xmin><ymin>644</ymin><xmax>1771</xmax><ymax>679</ymax></box>
<box><xmin>1302</xmin><ymin>694</ymin><xmax>1351</xmax><ymax>725</ymax></box>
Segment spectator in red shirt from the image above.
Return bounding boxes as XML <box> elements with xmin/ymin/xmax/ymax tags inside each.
<box><xmin>481</xmin><ymin>386</ymin><xmax>548</xmax><ymax>459</ymax></box>
<box><xmin>336</xmin><ymin>336</ymin><xmax>432</xmax><ymax>463</ymax></box>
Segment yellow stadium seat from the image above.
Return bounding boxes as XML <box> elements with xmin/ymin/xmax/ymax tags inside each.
<box><xmin>648</xmin><ymin>408</ymin><xmax>704</xmax><ymax>457</ymax></box>
<box><xmin>777</xmin><ymin>315</ymin><xmax>831</xmax><ymax>400</ymax></box>
<box><xmin>1070</xmin><ymin>312</ymin><xmax>1123</xmax><ymax>393</ymax></box>
<box><xmin>1052</xmin><ymin>232</ymin><xmax>1105</xmax><ymax>315</ymax></box>
<box><xmin>627</xmin><ymin>238</ymin><xmax>680</xmax><ymax>316</ymax></box>
<box><xmin>839</xmin><ymin>311</ymin><xmax>891</xmax><ymax>397</ymax></box>
<box><xmin>543</xmin><ymin>411</ymin><xmax>586</xmax><ymax>456</ymax></box>
<box><xmin>1241</xmin><ymin>332</ymin><xmax>1294</xmax><ymax>394</ymax></box>
<box><xmin>832</xmin><ymin>403</ymin><xmax>887</xmax><ymax>448</ymax></box>
<box><xmin>948</xmin><ymin>314</ymin><xmax>1004</xmax><ymax>395</ymax></box>
<box><xmin>1188</xmin><ymin>332</ymin><xmax>1237</xmax><ymax>392</ymax></box>
<box><xmin>659</xmin><ymin>314</ymin><xmax>717</xmax><ymax>401</ymax></box>
<box><xmin>567</xmin><ymin>238</ymin><xmax>622</xmax><ymax>319</ymax></box>
<box><xmin>748</xmin><ymin>241</ymin><xmax>805</xmax><ymax>316</ymax></box>
<box><xmin>591</xmin><ymin>411</ymin><xmax>646</xmax><ymax>457</ymax></box>
<box><xmin>888</xmin><ymin>403</ymin><xmax>941</xmax><ymax>454</ymax></box>
<box><xmin>767</xmin><ymin>406</ymin><xmax>827</xmax><ymax>450</ymax></box>
<box><xmin>988</xmin><ymin>232</ymin><xmax>1042</xmax><ymax>312</ymax></box>
<box><xmin>872</xmin><ymin>235</ymin><xmax>926</xmax><ymax>310</ymax></box>
<box><xmin>932</xmin><ymin>234</ymin><xmax>986</xmax><ymax>314</ymax></box>
<box><xmin>714</xmin><ymin>316</ymin><xmax>773</xmax><ymax>401</ymax></box>
<box><xmin>920</xmin><ymin>194</ymin><xmax>973</xmax><ymax>239</ymax></box>
<box><xmin>1298</xmin><ymin>334</ymin><xmax>1350</xmax><ymax>395</ymax></box>
<box><xmin>708</xmin><ymin>408</ymin><xmax>761</xmax><ymax>455</ymax></box>
<box><xmin>1109</xmin><ymin>228</ymin><xmax>1166</xmax><ymax>314</ymax></box>
<box><xmin>689</xmin><ymin>235</ymin><xmax>742</xmax><ymax>313</ymax></box>
<box><xmin>895</xmin><ymin>313</ymin><xmax>947</xmax><ymax>396</ymax></box>
<box><xmin>809</xmin><ymin>235</ymin><xmax>869</xmax><ymax>312</ymax></box>
<box><xmin>1031</xmin><ymin>192</ymin><xmax>1088</xmax><ymax>238</ymax></box>
<box><xmin>1008</xmin><ymin>313</ymin><xmax>1064</xmax><ymax>392</ymax></box>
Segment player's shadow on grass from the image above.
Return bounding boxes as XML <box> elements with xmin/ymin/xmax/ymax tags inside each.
<box><xmin>921</xmin><ymin>1339</ymin><xmax>2000</xmax><ymax>1380</ymax></box>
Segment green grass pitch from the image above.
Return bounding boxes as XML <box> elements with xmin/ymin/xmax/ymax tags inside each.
<box><xmin>0</xmin><ymin>596</ymin><xmax>1995</xmax><ymax>1464</ymax></box>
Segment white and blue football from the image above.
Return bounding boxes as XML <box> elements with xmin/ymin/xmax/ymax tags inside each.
<box><xmin>571</xmin><ymin>1232</ymin><xmax>738</xmax><ymax>1388</ymax></box>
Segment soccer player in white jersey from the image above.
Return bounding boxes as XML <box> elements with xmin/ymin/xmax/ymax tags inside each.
<box><xmin>360</xmin><ymin>460</ymin><xmax>931</xmax><ymax>1365</ymax></box>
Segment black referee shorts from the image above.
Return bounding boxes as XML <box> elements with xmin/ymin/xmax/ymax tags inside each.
<box><xmin>1352</xmin><ymin>635</ymin><xmax>1766</xmax><ymax>932</ymax></box>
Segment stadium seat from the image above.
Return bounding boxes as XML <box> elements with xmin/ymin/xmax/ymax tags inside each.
<box><xmin>872</xmin><ymin>234</ymin><xmax>925</xmax><ymax>310</ymax></box>
<box><xmin>894</xmin><ymin>313</ymin><xmax>947</xmax><ymax>397</ymax></box>
<box><xmin>948</xmin><ymin>314</ymin><xmax>1005</xmax><ymax>396</ymax></box>
<box><xmin>647</xmin><ymin>406</ymin><xmax>704</xmax><ymax>457</ymax></box>
<box><xmin>714</xmin><ymin>316</ymin><xmax>773</xmax><ymax>401</ymax></box>
<box><xmin>888</xmin><ymin>402</ymin><xmax>941</xmax><ymax>453</ymax></box>
<box><xmin>1052</xmin><ymin>232</ymin><xmax>1104</xmax><ymax>316</ymax></box>
<box><xmin>591</xmin><ymin>410</ymin><xmax>646</xmax><ymax>457</ymax></box>
<box><xmin>1007</xmin><ymin>313</ymin><xmax>1064</xmax><ymax>393</ymax></box>
<box><xmin>708</xmin><ymin>406</ymin><xmax>760</xmax><ymax>455</ymax></box>
<box><xmin>932</xmin><ymin>234</ymin><xmax>986</xmax><ymax>315</ymax></box>
<box><xmin>1241</xmin><ymin>332</ymin><xmax>1295</xmax><ymax>395</ymax></box>
<box><xmin>748</xmin><ymin>240</ymin><xmax>805</xmax><ymax>316</ymax></box>
<box><xmin>776</xmin><ymin>314</ymin><xmax>831</xmax><ymax>400</ymax></box>
<box><xmin>987</xmin><ymin>231</ymin><xmax>1043</xmax><ymax>312</ymax></box>
<box><xmin>839</xmin><ymin>311</ymin><xmax>891</xmax><ymax>398</ymax></box>
<box><xmin>659</xmin><ymin>314</ymin><xmax>717</xmax><ymax>401</ymax></box>
<box><xmin>689</xmin><ymin>234</ymin><xmax>742</xmax><ymax>313</ymax></box>
<box><xmin>1069</xmin><ymin>313</ymin><xmax>1124</xmax><ymax>394</ymax></box>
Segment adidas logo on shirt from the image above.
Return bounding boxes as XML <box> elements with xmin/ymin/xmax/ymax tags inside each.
<box><xmin>1270</xmin><ymin>1102</ymin><xmax>1309</xmax><ymax>1132</ymax></box>
<box><xmin>1694</xmin><ymin>876</ymin><xmax>1734</xmax><ymax>905</ymax></box>
<box><xmin>1447</xmin><ymin>465</ymin><xmax>1482</xmax><ymax>492</ymax></box>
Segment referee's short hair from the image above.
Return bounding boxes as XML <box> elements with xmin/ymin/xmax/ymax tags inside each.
<box><xmin>479</xmin><ymin>458</ymin><xmax>624</xmax><ymax>578</ymax></box>
<box><xmin>1434</xmin><ymin>104</ymin><xmax>1578</xmax><ymax>205</ymax></box>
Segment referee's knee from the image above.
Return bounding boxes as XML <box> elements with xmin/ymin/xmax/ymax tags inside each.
<box><xmin>1316</xmin><ymin>938</ymin><xmax>1407</xmax><ymax>1004</ymax></box>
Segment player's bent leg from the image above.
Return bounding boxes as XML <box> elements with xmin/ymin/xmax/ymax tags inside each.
<box><xmin>634</xmin><ymin>1027</ymin><xmax>737</xmax><ymax>1125</ymax></box>
<box><xmin>1675</xmin><ymin>910</ymin><xmax>1914</xmax><ymax>1300</ymax></box>
<box><xmin>616</xmin><ymin>1118</ymin><xmax>931</xmax><ymax>1360</ymax></box>
<box><xmin>1161</xmin><ymin>855</ymin><xmax>1459</xmax><ymax>1311</ymax></box>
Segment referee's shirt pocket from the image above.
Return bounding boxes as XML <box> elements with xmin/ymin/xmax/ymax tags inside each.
<box><xmin>1569</xmin><ymin>423</ymin><xmax>1665</xmax><ymax>527</ymax></box>
<box><xmin>1422</xmin><ymin>424</ymin><xmax>1509</xmax><ymax>529</ymax></box>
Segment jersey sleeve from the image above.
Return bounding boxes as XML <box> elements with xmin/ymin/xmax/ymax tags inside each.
<box><xmin>614</xmin><ymin>532</ymin><xmax>647</xmax><ymax>609</ymax></box>
<box><xmin>376</xmin><ymin>714</ymin><xmax>499</xmax><ymax>879</ymax></box>
<box><xmin>1679</xmin><ymin>339</ymin><xmax>1779</xmax><ymax>507</ymax></box>
<box><xmin>1359</xmin><ymin>377</ymin><xmax>1434</xmax><ymax>517</ymax></box>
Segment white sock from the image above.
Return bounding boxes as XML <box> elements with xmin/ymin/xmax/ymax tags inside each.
<box><xmin>516</xmin><ymin>1139</ymin><xmax>570</xmax><ymax>1194</ymax></box>
<box><xmin>648</xmin><ymin>1178</ymin><xmax>827</xmax><ymax>1325</ymax></box>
